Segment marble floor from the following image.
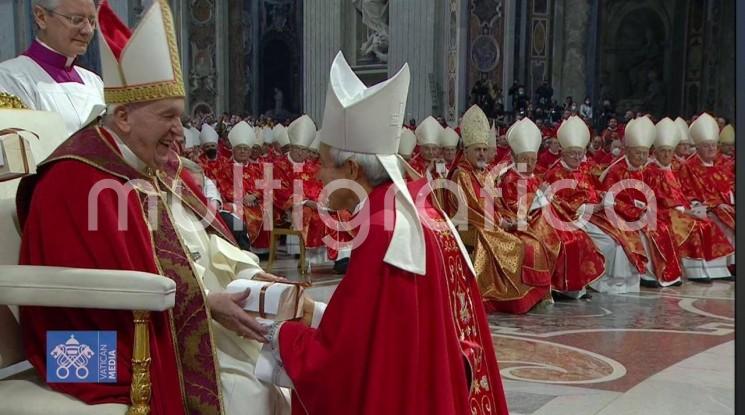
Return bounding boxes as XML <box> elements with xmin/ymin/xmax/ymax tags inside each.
<box><xmin>1</xmin><ymin>254</ymin><xmax>732</xmax><ymax>414</ymax></box>
<box><xmin>272</xmin><ymin>256</ymin><xmax>735</xmax><ymax>415</ymax></box>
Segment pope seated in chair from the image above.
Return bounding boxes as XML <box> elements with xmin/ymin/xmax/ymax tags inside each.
<box><xmin>16</xmin><ymin>1</ymin><xmax>293</xmax><ymax>414</ymax></box>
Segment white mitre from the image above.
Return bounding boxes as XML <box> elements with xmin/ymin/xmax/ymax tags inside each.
<box><xmin>288</xmin><ymin>115</ymin><xmax>317</xmax><ymax>148</ymax></box>
<box><xmin>183</xmin><ymin>126</ymin><xmax>200</xmax><ymax>149</ymax></box>
<box><xmin>199</xmin><ymin>123</ymin><xmax>218</xmax><ymax>145</ymax></box>
<box><xmin>273</xmin><ymin>124</ymin><xmax>290</xmax><ymax>147</ymax></box>
<box><xmin>317</xmin><ymin>51</ymin><xmax>427</xmax><ymax>275</ymax></box>
<box><xmin>261</xmin><ymin>127</ymin><xmax>274</xmax><ymax>145</ymax></box>
<box><xmin>507</xmin><ymin>118</ymin><xmax>542</xmax><ymax>154</ymax></box>
<box><xmin>228</xmin><ymin>121</ymin><xmax>256</xmax><ymax>148</ymax></box>
<box><xmin>398</xmin><ymin>128</ymin><xmax>417</xmax><ymax>157</ymax></box>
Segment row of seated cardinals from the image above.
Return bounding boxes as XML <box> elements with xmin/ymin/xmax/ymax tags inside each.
<box><xmin>448</xmin><ymin>110</ymin><xmax>735</xmax><ymax>313</ymax></box>
<box><xmin>403</xmin><ymin>118</ymin><xmax>733</xmax><ymax>184</ymax></box>
<box><xmin>178</xmin><ymin>131</ymin><xmax>354</xmax><ymax>263</ymax></box>
<box><xmin>404</xmin><ymin>111</ymin><xmax>734</xmax><ymax>314</ymax></box>
<box><xmin>171</xmin><ymin>111</ymin><xmax>734</xmax><ymax>307</ymax></box>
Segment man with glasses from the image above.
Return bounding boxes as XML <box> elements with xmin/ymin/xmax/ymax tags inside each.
<box><xmin>0</xmin><ymin>0</ymin><xmax>103</xmax><ymax>137</ymax></box>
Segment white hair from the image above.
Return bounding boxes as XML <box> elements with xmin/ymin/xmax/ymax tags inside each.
<box><xmin>32</xmin><ymin>0</ymin><xmax>61</xmax><ymax>9</ymax></box>
<box><xmin>328</xmin><ymin>147</ymin><xmax>400</xmax><ymax>187</ymax></box>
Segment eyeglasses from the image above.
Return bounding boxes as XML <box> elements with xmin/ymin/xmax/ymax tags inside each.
<box><xmin>44</xmin><ymin>8</ymin><xmax>96</xmax><ymax>28</ymax></box>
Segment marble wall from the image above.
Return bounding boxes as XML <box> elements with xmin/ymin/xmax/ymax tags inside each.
<box><xmin>444</xmin><ymin>0</ymin><xmax>469</xmax><ymax>123</ymax></box>
<box><xmin>466</xmin><ymin>0</ymin><xmax>507</xmax><ymax>112</ymax></box>
<box><xmin>1</xmin><ymin>0</ymin><xmax>734</xmax><ymax>121</ymax></box>
<box><xmin>302</xmin><ymin>0</ymin><xmax>342</xmax><ymax>124</ymax></box>
<box><xmin>304</xmin><ymin>0</ymin><xmax>446</xmax><ymax>124</ymax></box>
<box><xmin>226</xmin><ymin>0</ymin><xmax>249</xmax><ymax>114</ymax></box>
<box><xmin>0</xmin><ymin>0</ymin><xmax>18</xmax><ymax>63</ymax></box>
<box><xmin>525</xmin><ymin>0</ymin><xmax>553</xmax><ymax>95</ymax></box>
<box><xmin>715</xmin><ymin>0</ymin><xmax>735</xmax><ymax>120</ymax></box>
<box><xmin>552</xmin><ymin>0</ymin><xmax>590</xmax><ymax>104</ymax></box>
<box><xmin>388</xmin><ymin>0</ymin><xmax>439</xmax><ymax>123</ymax></box>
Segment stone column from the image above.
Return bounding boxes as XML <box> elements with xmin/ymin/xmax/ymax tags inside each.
<box><xmin>13</xmin><ymin>0</ymin><xmax>34</xmax><ymax>53</ymax></box>
<box><xmin>226</xmin><ymin>0</ymin><xmax>248</xmax><ymax>113</ymax></box>
<box><xmin>552</xmin><ymin>0</ymin><xmax>591</xmax><ymax>100</ymax></box>
<box><xmin>713</xmin><ymin>0</ymin><xmax>734</xmax><ymax>120</ymax></box>
<box><xmin>388</xmin><ymin>0</ymin><xmax>437</xmax><ymax>122</ymax></box>
<box><xmin>455</xmin><ymin>0</ymin><xmax>469</xmax><ymax>123</ymax></box>
<box><xmin>171</xmin><ymin>0</ymin><xmax>190</xmax><ymax>110</ymax></box>
<box><xmin>302</xmin><ymin>0</ymin><xmax>342</xmax><ymax>123</ymax></box>
<box><xmin>0</xmin><ymin>0</ymin><xmax>18</xmax><ymax>61</ymax></box>
<box><xmin>503</xmin><ymin>0</ymin><xmax>518</xmax><ymax>112</ymax></box>
<box><xmin>214</xmin><ymin>0</ymin><xmax>228</xmax><ymax>114</ymax></box>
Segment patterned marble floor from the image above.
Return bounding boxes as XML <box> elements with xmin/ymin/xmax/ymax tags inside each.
<box><xmin>273</xmin><ymin>256</ymin><xmax>735</xmax><ymax>415</ymax></box>
<box><xmin>0</xmin><ymin>254</ymin><xmax>732</xmax><ymax>415</ymax></box>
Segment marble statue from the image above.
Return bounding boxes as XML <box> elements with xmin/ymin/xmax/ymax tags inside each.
<box><xmin>274</xmin><ymin>88</ymin><xmax>284</xmax><ymax>114</ymax></box>
<box><xmin>353</xmin><ymin>0</ymin><xmax>389</xmax><ymax>63</ymax></box>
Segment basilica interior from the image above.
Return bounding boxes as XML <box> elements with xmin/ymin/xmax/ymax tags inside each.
<box><xmin>0</xmin><ymin>1</ymin><xmax>737</xmax><ymax>414</ymax></box>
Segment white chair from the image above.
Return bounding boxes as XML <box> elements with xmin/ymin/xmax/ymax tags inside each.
<box><xmin>0</xmin><ymin>98</ymin><xmax>176</xmax><ymax>414</ymax></box>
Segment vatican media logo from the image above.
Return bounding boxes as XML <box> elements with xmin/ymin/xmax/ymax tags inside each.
<box><xmin>46</xmin><ymin>331</ymin><xmax>117</xmax><ymax>383</ymax></box>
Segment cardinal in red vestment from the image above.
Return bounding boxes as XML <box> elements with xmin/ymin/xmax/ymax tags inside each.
<box><xmin>677</xmin><ymin>113</ymin><xmax>736</xmax><ymax>258</ymax></box>
<box><xmin>198</xmin><ymin>123</ymin><xmax>227</xmax><ymax>181</ymax></box>
<box><xmin>213</xmin><ymin>121</ymin><xmax>272</xmax><ymax>250</ymax></box>
<box><xmin>544</xmin><ymin>117</ymin><xmax>648</xmax><ymax>295</ymax></box>
<box><xmin>644</xmin><ymin>118</ymin><xmax>734</xmax><ymax>281</ymax></box>
<box><xmin>491</xmin><ymin>118</ymin><xmax>563</xmax><ymax>312</ymax></box>
<box><xmin>600</xmin><ymin>117</ymin><xmax>682</xmax><ymax>286</ymax></box>
<box><xmin>257</xmin><ymin>52</ymin><xmax>508</xmax><ymax>415</ymax></box>
<box><xmin>671</xmin><ymin>117</ymin><xmax>695</xmax><ymax>172</ymax></box>
<box><xmin>537</xmin><ymin>137</ymin><xmax>561</xmax><ymax>171</ymax></box>
<box><xmin>410</xmin><ymin>116</ymin><xmax>445</xmax><ymax>178</ymax></box>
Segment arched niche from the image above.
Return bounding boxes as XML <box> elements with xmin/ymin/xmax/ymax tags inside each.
<box><xmin>600</xmin><ymin>2</ymin><xmax>672</xmax><ymax>116</ymax></box>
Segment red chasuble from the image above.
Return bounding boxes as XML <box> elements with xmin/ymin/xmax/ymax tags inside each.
<box><xmin>537</xmin><ymin>150</ymin><xmax>560</xmax><ymax>171</ymax></box>
<box><xmin>600</xmin><ymin>158</ymin><xmax>682</xmax><ymax>283</ymax></box>
<box><xmin>491</xmin><ymin>168</ymin><xmax>559</xmax><ymax>312</ymax></box>
<box><xmin>16</xmin><ymin>127</ymin><xmax>237</xmax><ymax>415</ymax></box>
<box><xmin>198</xmin><ymin>151</ymin><xmax>227</xmax><ymax>181</ymax></box>
<box><xmin>499</xmin><ymin>168</ymin><xmax>604</xmax><ymax>294</ymax></box>
<box><xmin>542</xmin><ymin>160</ymin><xmax>649</xmax><ymax>277</ymax></box>
<box><xmin>592</xmin><ymin>148</ymin><xmax>615</xmax><ymax>169</ymax></box>
<box><xmin>218</xmin><ymin>139</ymin><xmax>233</xmax><ymax>159</ymax></box>
<box><xmin>494</xmin><ymin>146</ymin><xmax>511</xmax><ymax>165</ymax></box>
<box><xmin>277</xmin><ymin>180</ymin><xmax>508</xmax><ymax>415</ymax></box>
<box><xmin>408</xmin><ymin>155</ymin><xmax>429</xmax><ymax>177</ymax></box>
<box><xmin>214</xmin><ymin>159</ymin><xmax>271</xmax><ymax>248</ymax></box>
<box><xmin>676</xmin><ymin>154</ymin><xmax>735</xmax><ymax>230</ymax></box>
<box><xmin>643</xmin><ymin>162</ymin><xmax>733</xmax><ymax>260</ymax></box>
<box><xmin>671</xmin><ymin>154</ymin><xmax>693</xmax><ymax>173</ymax></box>
<box><xmin>275</xmin><ymin>156</ymin><xmax>327</xmax><ymax>249</ymax></box>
